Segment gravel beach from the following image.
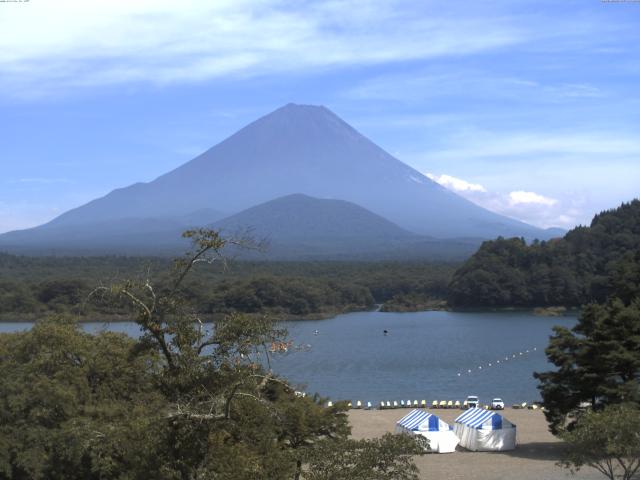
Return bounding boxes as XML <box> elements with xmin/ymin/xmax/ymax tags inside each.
<box><xmin>348</xmin><ymin>408</ymin><xmax>602</xmax><ymax>480</ymax></box>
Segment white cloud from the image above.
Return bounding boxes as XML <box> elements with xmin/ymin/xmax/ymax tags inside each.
<box><xmin>426</xmin><ymin>172</ymin><xmax>575</xmax><ymax>229</ymax></box>
<box><xmin>508</xmin><ymin>190</ymin><xmax>557</xmax><ymax>206</ymax></box>
<box><xmin>0</xmin><ymin>1</ymin><xmax>529</xmax><ymax>97</ymax></box>
<box><xmin>402</xmin><ymin>126</ymin><xmax>640</xmax><ymax>228</ymax></box>
<box><xmin>426</xmin><ymin>173</ymin><xmax>486</xmax><ymax>192</ymax></box>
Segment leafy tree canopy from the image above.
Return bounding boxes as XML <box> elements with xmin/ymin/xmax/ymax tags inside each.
<box><xmin>559</xmin><ymin>403</ymin><xmax>640</xmax><ymax>480</ymax></box>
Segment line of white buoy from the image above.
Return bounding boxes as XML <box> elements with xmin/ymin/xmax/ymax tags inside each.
<box><xmin>456</xmin><ymin>347</ymin><xmax>538</xmax><ymax>377</ymax></box>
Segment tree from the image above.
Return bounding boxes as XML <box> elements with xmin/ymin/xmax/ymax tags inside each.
<box><xmin>534</xmin><ymin>297</ymin><xmax>640</xmax><ymax>433</ymax></box>
<box><xmin>272</xmin><ymin>393</ymin><xmax>350</xmax><ymax>480</ymax></box>
<box><xmin>303</xmin><ymin>433</ymin><xmax>426</xmax><ymax>480</ymax></box>
<box><xmin>0</xmin><ymin>317</ymin><xmax>165</xmax><ymax>480</ymax></box>
<box><xmin>89</xmin><ymin>229</ymin><xmax>322</xmax><ymax>479</ymax></box>
<box><xmin>559</xmin><ymin>403</ymin><xmax>640</xmax><ymax>480</ymax></box>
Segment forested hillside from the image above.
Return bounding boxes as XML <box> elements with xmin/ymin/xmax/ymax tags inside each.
<box><xmin>448</xmin><ymin>200</ymin><xmax>640</xmax><ymax>307</ymax></box>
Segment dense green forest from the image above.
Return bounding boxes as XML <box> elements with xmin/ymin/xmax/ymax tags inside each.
<box><xmin>449</xmin><ymin>200</ymin><xmax>640</xmax><ymax>307</ymax></box>
<box><xmin>0</xmin><ymin>254</ymin><xmax>456</xmax><ymax>320</ymax></box>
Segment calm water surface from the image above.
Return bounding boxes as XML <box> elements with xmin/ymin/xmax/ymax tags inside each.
<box><xmin>0</xmin><ymin>310</ymin><xmax>575</xmax><ymax>406</ymax></box>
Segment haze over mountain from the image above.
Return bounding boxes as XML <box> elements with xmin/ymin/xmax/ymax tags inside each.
<box><xmin>214</xmin><ymin>194</ymin><xmax>416</xmax><ymax>243</ymax></box>
<box><xmin>0</xmin><ymin>103</ymin><xmax>560</xmax><ymax>256</ymax></box>
<box><xmin>210</xmin><ymin>194</ymin><xmax>479</xmax><ymax>260</ymax></box>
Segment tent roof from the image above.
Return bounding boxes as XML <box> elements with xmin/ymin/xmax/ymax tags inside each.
<box><xmin>455</xmin><ymin>408</ymin><xmax>514</xmax><ymax>430</ymax></box>
<box><xmin>397</xmin><ymin>409</ymin><xmax>451</xmax><ymax>432</ymax></box>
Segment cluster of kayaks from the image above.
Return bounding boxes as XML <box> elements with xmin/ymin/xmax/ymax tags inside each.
<box><xmin>324</xmin><ymin>400</ymin><xmax>544</xmax><ymax>410</ymax></box>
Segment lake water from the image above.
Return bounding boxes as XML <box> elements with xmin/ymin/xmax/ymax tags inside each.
<box><xmin>0</xmin><ymin>310</ymin><xmax>575</xmax><ymax>406</ymax></box>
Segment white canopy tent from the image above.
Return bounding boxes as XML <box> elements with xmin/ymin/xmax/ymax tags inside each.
<box><xmin>453</xmin><ymin>408</ymin><xmax>516</xmax><ymax>451</ymax></box>
<box><xmin>395</xmin><ymin>409</ymin><xmax>460</xmax><ymax>453</ymax></box>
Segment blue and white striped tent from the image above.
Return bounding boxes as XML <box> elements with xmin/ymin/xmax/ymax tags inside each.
<box><xmin>453</xmin><ymin>408</ymin><xmax>516</xmax><ymax>451</ymax></box>
<box><xmin>396</xmin><ymin>409</ymin><xmax>459</xmax><ymax>453</ymax></box>
<box><xmin>397</xmin><ymin>409</ymin><xmax>452</xmax><ymax>432</ymax></box>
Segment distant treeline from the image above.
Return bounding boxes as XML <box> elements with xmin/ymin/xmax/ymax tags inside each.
<box><xmin>5</xmin><ymin>200</ymin><xmax>640</xmax><ymax>317</ymax></box>
<box><xmin>449</xmin><ymin>200</ymin><xmax>640</xmax><ymax>307</ymax></box>
<box><xmin>0</xmin><ymin>255</ymin><xmax>457</xmax><ymax>320</ymax></box>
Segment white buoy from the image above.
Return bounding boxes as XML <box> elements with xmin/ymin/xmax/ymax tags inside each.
<box><xmin>457</xmin><ymin>372</ymin><xmax>461</xmax><ymax>376</ymax></box>
<box><xmin>488</xmin><ymin>363</ymin><xmax>492</xmax><ymax>367</ymax></box>
<box><xmin>478</xmin><ymin>366</ymin><xmax>482</xmax><ymax>369</ymax></box>
<box><xmin>497</xmin><ymin>360</ymin><xmax>500</xmax><ymax>363</ymax></box>
<box><xmin>468</xmin><ymin>369</ymin><xmax>472</xmax><ymax>373</ymax></box>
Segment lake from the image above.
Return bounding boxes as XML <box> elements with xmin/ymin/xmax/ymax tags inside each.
<box><xmin>0</xmin><ymin>310</ymin><xmax>575</xmax><ymax>406</ymax></box>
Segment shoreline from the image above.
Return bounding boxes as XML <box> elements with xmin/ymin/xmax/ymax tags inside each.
<box><xmin>0</xmin><ymin>309</ymin><xmax>359</xmax><ymax>324</ymax></box>
<box><xmin>0</xmin><ymin>304</ymin><xmax>579</xmax><ymax>323</ymax></box>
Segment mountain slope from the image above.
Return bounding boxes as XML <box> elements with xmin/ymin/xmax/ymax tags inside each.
<box><xmin>209</xmin><ymin>193</ymin><xmax>454</xmax><ymax>259</ymax></box>
<box><xmin>213</xmin><ymin>193</ymin><xmax>417</xmax><ymax>243</ymax></box>
<box><xmin>212</xmin><ymin>194</ymin><xmax>482</xmax><ymax>260</ymax></box>
<box><xmin>0</xmin><ymin>209</ymin><xmax>224</xmax><ymax>255</ymax></box>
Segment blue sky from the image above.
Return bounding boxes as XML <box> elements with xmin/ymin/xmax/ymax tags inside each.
<box><xmin>1</xmin><ymin>0</ymin><xmax>639</xmax><ymax>233</ymax></box>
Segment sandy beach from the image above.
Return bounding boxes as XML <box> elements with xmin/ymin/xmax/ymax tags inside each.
<box><xmin>348</xmin><ymin>408</ymin><xmax>602</xmax><ymax>480</ymax></box>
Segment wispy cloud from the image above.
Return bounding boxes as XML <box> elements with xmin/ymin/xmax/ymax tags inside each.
<box><xmin>426</xmin><ymin>131</ymin><xmax>640</xmax><ymax>160</ymax></box>
<box><xmin>345</xmin><ymin>70</ymin><xmax>606</xmax><ymax>104</ymax></box>
<box><xmin>0</xmin><ymin>1</ymin><xmax>529</xmax><ymax>98</ymax></box>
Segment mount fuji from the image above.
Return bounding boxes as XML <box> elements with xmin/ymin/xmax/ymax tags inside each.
<box><xmin>0</xmin><ymin>103</ymin><xmax>559</xmax><ymax>257</ymax></box>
